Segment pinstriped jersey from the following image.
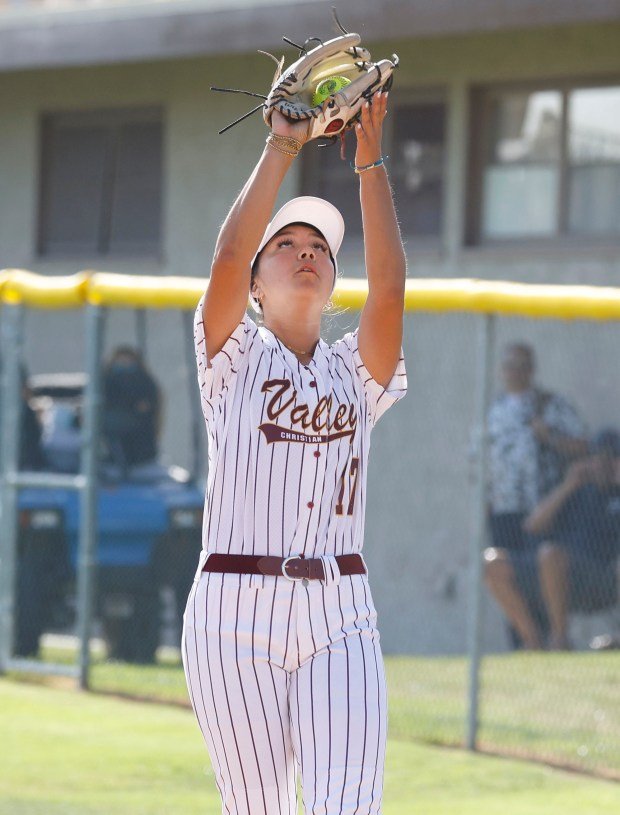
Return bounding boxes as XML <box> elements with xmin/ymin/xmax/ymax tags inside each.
<box><xmin>193</xmin><ymin>293</ymin><xmax>407</xmax><ymax>561</ymax></box>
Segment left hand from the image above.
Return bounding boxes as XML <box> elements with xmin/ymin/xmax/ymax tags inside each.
<box><xmin>354</xmin><ymin>90</ymin><xmax>388</xmax><ymax>168</ymax></box>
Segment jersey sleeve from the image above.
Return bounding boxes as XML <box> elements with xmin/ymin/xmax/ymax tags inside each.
<box><xmin>336</xmin><ymin>328</ymin><xmax>407</xmax><ymax>427</ymax></box>
<box><xmin>193</xmin><ymin>293</ymin><xmax>257</xmax><ymax>418</ymax></box>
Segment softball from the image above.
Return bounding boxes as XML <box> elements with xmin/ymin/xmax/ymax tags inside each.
<box><xmin>312</xmin><ymin>75</ymin><xmax>351</xmax><ymax>106</ymax></box>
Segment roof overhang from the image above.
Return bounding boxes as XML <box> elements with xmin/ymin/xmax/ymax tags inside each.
<box><xmin>1</xmin><ymin>0</ymin><xmax>620</xmax><ymax>72</ymax></box>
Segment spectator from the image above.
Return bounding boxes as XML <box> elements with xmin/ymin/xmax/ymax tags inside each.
<box><xmin>484</xmin><ymin>342</ymin><xmax>588</xmax><ymax>648</ymax></box>
<box><xmin>0</xmin><ymin>359</ymin><xmax>45</xmax><ymax>471</ymax></box>
<box><xmin>486</xmin><ymin>428</ymin><xmax>620</xmax><ymax>650</ymax></box>
<box><xmin>19</xmin><ymin>365</ymin><xmax>46</xmax><ymax>472</ymax></box>
<box><xmin>102</xmin><ymin>346</ymin><xmax>162</xmax><ymax>473</ymax></box>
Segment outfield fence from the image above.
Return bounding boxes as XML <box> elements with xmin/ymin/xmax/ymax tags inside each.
<box><xmin>1</xmin><ymin>270</ymin><xmax>619</xmax><ymax>778</ymax></box>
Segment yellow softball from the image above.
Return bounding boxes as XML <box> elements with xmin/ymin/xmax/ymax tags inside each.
<box><xmin>312</xmin><ymin>75</ymin><xmax>351</xmax><ymax>107</ymax></box>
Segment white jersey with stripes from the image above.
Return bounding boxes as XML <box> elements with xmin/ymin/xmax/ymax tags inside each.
<box><xmin>193</xmin><ymin>293</ymin><xmax>407</xmax><ymax>562</ymax></box>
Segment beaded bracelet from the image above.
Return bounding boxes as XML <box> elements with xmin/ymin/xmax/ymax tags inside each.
<box><xmin>351</xmin><ymin>157</ymin><xmax>387</xmax><ymax>174</ymax></box>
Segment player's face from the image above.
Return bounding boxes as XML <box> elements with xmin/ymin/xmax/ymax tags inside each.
<box><xmin>252</xmin><ymin>224</ymin><xmax>334</xmax><ymax>315</ymax></box>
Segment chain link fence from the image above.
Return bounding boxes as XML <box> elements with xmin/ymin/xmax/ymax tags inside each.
<box><xmin>357</xmin><ymin>307</ymin><xmax>620</xmax><ymax>778</ymax></box>
<box><xmin>0</xmin><ymin>280</ymin><xmax>206</xmax><ymax>683</ymax></box>
<box><xmin>1</xmin><ymin>273</ymin><xmax>619</xmax><ymax>778</ymax></box>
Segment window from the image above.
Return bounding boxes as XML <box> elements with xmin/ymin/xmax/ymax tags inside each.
<box><xmin>301</xmin><ymin>95</ymin><xmax>446</xmax><ymax>243</ymax></box>
<box><xmin>38</xmin><ymin>108</ymin><xmax>163</xmax><ymax>258</ymax></box>
<box><xmin>475</xmin><ymin>84</ymin><xmax>620</xmax><ymax>241</ymax></box>
<box><xmin>568</xmin><ymin>87</ymin><xmax>620</xmax><ymax>236</ymax></box>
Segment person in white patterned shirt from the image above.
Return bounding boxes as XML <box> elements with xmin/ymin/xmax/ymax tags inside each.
<box><xmin>483</xmin><ymin>342</ymin><xmax>588</xmax><ymax>649</ymax></box>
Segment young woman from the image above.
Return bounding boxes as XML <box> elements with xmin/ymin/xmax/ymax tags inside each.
<box><xmin>182</xmin><ymin>91</ymin><xmax>407</xmax><ymax>815</ymax></box>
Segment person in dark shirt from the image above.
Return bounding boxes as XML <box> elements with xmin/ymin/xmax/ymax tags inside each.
<box><xmin>0</xmin><ymin>358</ymin><xmax>45</xmax><ymax>471</ymax></box>
<box><xmin>102</xmin><ymin>347</ymin><xmax>162</xmax><ymax>472</ymax></box>
<box><xmin>485</xmin><ymin>428</ymin><xmax>620</xmax><ymax>650</ymax></box>
<box><xmin>20</xmin><ymin>396</ymin><xmax>46</xmax><ymax>471</ymax></box>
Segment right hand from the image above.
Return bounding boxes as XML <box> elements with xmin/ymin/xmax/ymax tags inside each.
<box><xmin>269</xmin><ymin>108</ymin><xmax>311</xmax><ymax>145</ymax></box>
<box><xmin>564</xmin><ymin>459</ymin><xmax>592</xmax><ymax>491</ymax></box>
<box><xmin>354</xmin><ymin>90</ymin><xmax>388</xmax><ymax>168</ymax></box>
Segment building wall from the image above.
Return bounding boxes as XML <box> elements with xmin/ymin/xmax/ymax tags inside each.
<box><xmin>1</xmin><ymin>21</ymin><xmax>619</xmax><ymax>653</ymax></box>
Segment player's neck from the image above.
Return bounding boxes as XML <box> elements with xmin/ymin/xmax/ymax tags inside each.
<box><xmin>263</xmin><ymin>314</ymin><xmax>321</xmax><ymax>363</ymax></box>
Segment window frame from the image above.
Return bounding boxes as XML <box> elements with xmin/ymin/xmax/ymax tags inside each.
<box><xmin>300</xmin><ymin>86</ymin><xmax>448</xmax><ymax>248</ymax></box>
<box><xmin>468</xmin><ymin>75</ymin><xmax>620</xmax><ymax>247</ymax></box>
<box><xmin>36</xmin><ymin>106</ymin><xmax>165</xmax><ymax>261</ymax></box>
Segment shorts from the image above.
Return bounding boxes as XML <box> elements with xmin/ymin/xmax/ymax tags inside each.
<box><xmin>489</xmin><ymin>512</ymin><xmax>537</xmax><ymax>552</ymax></box>
<box><xmin>510</xmin><ymin>549</ymin><xmax>618</xmax><ymax>615</ymax></box>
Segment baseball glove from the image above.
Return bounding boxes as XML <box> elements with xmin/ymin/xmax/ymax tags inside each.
<box><xmin>211</xmin><ymin>10</ymin><xmax>398</xmax><ymax>147</ymax></box>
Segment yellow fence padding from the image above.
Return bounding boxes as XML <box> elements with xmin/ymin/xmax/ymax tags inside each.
<box><xmin>0</xmin><ymin>271</ymin><xmax>9</xmax><ymax>301</ymax></box>
<box><xmin>400</xmin><ymin>278</ymin><xmax>620</xmax><ymax>320</ymax></box>
<box><xmin>0</xmin><ymin>270</ymin><xmax>89</xmax><ymax>308</ymax></box>
<box><xmin>2</xmin><ymin>270</ymin><xmax>620</xmax><ymax>320</ymax></box>
<box><xmin>85</xmin><ymin>273</ymin><xmax>206</xmax><ymax>309</ymax></box>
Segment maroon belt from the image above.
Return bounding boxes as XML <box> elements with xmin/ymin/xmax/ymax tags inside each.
<box><xmin>202</xmin><ymin>553</ymin><xmax>366</xmax><ymax>581</ymax></box>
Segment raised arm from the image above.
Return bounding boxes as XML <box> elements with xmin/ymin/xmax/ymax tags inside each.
<box><xmin>356</xmin><ymin>91</ymin><xmax>407</xmax><ymax>388</ymax></box>
<box><xmin>531</xmin><ymin>416</ymin><xmax>588</xmax><ymax>458</ymax></box>
<box><xmin>204</xmin><ymin>112</ymin><xmax>308</xmax><ymax>361</ymax></box>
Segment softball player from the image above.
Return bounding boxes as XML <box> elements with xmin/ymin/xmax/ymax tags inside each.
<box><xmin>182</xmin><ymin>92</ymin><xmax>407</xmax><ymax>814</ymax></box>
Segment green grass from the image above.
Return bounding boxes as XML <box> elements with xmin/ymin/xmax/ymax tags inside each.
<box><xmin>11</xmin><ymin>645</ymin><xmax>620</xmax><ymax>778</ymax></box>
<box><xmin>387</xmin><ymin>652</ymin><xmax>620</xmax><ymax>777</ymax></box>
<box><xmin>1</xmin><ymin>678</ymin><xmax>619</xmax><ymax>815</ymax></box>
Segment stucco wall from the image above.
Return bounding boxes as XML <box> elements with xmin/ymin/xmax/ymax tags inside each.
<box><xmin>1</xmin><ymin>22</ymin><xmax>619</xmax><ymax>654</ymax></box>
<box><xmin>2</xmin><ymin>22</ymin><xmax>620</xmax><ymax>276</ymax></box>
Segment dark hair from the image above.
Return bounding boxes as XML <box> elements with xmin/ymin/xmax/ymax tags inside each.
<box><xmin>104</xmin><ymin>346</ymin><xmax>146</xmax><ymax>374</ymax></box>
<box><xmin>590</xmin><ymin>428</ymin><xmax>620</xmax><ymax>456</ymax></box>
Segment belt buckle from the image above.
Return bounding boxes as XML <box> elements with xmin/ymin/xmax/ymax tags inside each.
<box><xmin>281</xmin><ymin>555</ymin><xmax>304</xmax><ymax>582</ymax></box>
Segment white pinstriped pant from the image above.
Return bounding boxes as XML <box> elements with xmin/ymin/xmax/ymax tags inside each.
<box><xmin>181</xmin><ymin>568</ymin><xmax>387</xmax><ymax>815</ymax></box>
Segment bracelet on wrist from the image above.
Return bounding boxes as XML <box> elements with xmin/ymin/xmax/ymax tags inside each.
<box><xmin>266</xmin><ymin>132</ymin><xmax>302</xmax><ymax>158</ymax></box>
<box><xmin>267</xmin><ymin>141</ymin><xmax>298</xmax><ymax>158</ymax></box>
<box><xmin>351</xmin><ymin>156</ymin><xmax>387</xmax><ymax>174</ymax></box>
